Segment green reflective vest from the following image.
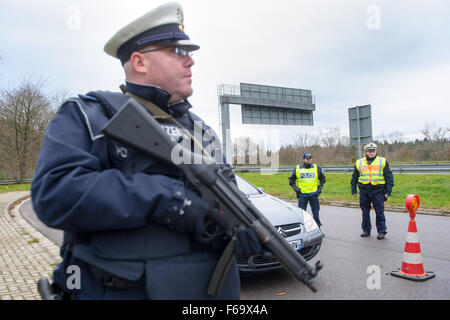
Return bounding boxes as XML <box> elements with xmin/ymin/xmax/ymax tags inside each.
<box><xmin>295</xmin><ymin>164</ymin><xmax>319</xmax><ymax>194</ymax></box>
<box><xmin>356</xmin><ymin>156</ymin><xmax>386</xmax><ymax>185</ymax></box>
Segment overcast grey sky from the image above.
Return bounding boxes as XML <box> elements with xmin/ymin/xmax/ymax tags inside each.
<box><xmin>1</xmin><ymin>0</ymin><xmax>449</xmax><ymax>148</ymax></box>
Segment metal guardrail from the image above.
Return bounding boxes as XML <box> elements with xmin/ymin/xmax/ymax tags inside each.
<box><xmin>0</xmin><ymin>179</ymin><xmax>33</xmax><ymax>185</ymax></box>
<box><xmin>0</xmin><ymin>164</ymin><xmax>449</xmax><ymax>185</ymax></box>
<box><xmin>234</xmin><ymin>164</ymin><xmax>450</xmax><ymax>174</ymax></box>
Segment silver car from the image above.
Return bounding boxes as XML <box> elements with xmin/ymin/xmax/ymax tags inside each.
<box><xmin>235</xmin><ymin>175</ymin><xmax>324</xmax><ymax>273</ymax></box>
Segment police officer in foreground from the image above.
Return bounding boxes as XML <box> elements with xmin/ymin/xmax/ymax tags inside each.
<box><xmin>351</xmin><ymin>143</ymin><xmax>394</xmax><ymax>240</ymax></box>
<box><xmin>289</xmin><ymin>152</ymin><xmax>326</xmax><ymax>228</ymax></box>
<box><xmin>31</xmin><ymin>2</ymin><xmax>261</xmax><ymax>300</ymax></box>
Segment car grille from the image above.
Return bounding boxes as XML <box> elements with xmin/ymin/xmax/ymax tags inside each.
<box><xmin>274</xmin><ymin>223</ymin><xmax>302</xmax><ymax>238</ymax></box>
<box><xmin>237</xmin><ymin>244</ymin><xmax>322</xmax><ymax>266</ymax></box>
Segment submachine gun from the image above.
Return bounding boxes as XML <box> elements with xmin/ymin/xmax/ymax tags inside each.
<box><xmin>102</xmin><ymin>98</ymin><xmax>323</xmax><ymax>295</ymax></box>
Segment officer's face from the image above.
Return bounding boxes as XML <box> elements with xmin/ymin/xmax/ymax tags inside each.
<box><xmin>365</xmin><ymin>149</ymin><xmax>377</xmax><ymax>157</ymax></box>
<box><xmin>303</xmin><ymin>157</ymin><xmax>312</xmax><ymax>164</ymax></box>
<box><xmin>137</xmin><ymin>45</ymin><xmax>195</xmax><ymax>103</ymax></box>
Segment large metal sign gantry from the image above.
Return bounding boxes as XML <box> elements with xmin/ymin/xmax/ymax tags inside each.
<box><xmin>218</xmin><ymin>83</ymin><xmax>316</xmax><ymax>162</ymax></box>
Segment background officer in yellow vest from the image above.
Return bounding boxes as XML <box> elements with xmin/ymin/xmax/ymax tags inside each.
<box><xmin>289</xmin><ymin>152</ymin><xmax>326</xmax><ymax>228</ymax></box>
<box><xmin>351</xmin><ymin>143</ymin><xmax>394</xmax><ymax>239</ymax></box>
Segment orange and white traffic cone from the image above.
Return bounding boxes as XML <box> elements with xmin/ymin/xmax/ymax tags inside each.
<box><xmin>391</xmin><ymin>194</ymin><xmax>435</xmax><ymax>281</ymax></box>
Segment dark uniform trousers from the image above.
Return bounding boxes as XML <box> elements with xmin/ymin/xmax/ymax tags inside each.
<box><xmin>298</xmin><ymin>196</ymin><xmax>321</xmax><ymax>227</ymax></box>
<box><xmin>359</xmin><ymin>190</ymin><xmax>386</xmax><ymax>234</ymax></box>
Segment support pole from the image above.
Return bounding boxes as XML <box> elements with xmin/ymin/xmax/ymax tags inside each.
<box><xmin>220</xmin><ymin>103</ymin><xmax>232</xmax><ymax>164</ymax></box>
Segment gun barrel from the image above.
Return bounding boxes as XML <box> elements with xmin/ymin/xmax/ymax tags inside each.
<box><xmin>251</xmin><ymin>219</ymin><xmax>319</xmax><ymax>282</ymax></box>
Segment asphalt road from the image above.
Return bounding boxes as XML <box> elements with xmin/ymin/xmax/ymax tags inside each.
<box><xmin>241</xmin><ymin>205</ymin><xmax>450</xmax><ymax>300</ymax></box>
<box><xmin>20</xmin><ymin>200</ymin><xmax>450</xmax><ymax>300</ymax></box>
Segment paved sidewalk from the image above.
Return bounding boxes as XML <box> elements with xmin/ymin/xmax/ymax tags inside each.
<box><xmin>0</xmin><ymin>192</ymin><xmax>60</xmax><ymax>300</ymax></box>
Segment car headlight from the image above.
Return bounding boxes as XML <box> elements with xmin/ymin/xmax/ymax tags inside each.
<box><xmin>302</xmin><ymin>210</ymin><xmax>318</xmax><ymax>232</ymax></box>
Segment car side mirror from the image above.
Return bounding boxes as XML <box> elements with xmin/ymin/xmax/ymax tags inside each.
<box><xmin>257</xmin><ymin>187</ymin><xmax>265</xmax><ymax>193</ymax></box>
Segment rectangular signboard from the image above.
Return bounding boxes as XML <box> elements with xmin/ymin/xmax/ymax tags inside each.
<box><xmin>241</xmin><ymin>105</ymin><xmax>313</xmax><ymax>125</ymax></box>
<box><xmin>239</xmin><ymin>83</ymin><xmax>314</xmax><ymax>111</ymax></box>
<box><xmin>348</xmin><ymin>105</ymin><xmax>372</xmax><ymax>145</ymax></box>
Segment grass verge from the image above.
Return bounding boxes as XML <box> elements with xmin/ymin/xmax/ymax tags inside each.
<box><xmin>0</xmin><ymin>184</ymin><xmax>31</xmax><ymax>193</ymax></box>
<box><xmin>2</xmin><ymin>175</ymin><xmax>449</xmax><ymax>212</ymax></box>
<box><xmin>237</xmin><ymin>172</ymin><xmax>450</xmax><ymax>211</ymax></box>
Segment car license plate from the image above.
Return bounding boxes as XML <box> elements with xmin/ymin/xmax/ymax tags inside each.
<box><xmin>289</xmin><ymin>240</ymin><xmax>302</xmax><ymax>250</ymax></box>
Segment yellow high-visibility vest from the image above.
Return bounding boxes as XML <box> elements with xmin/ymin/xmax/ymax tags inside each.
<box><xmin>295</xmin><ymin>164</ymin><xmax>319</xmax><ymax>194</ymax></box>
<box><xmin>356</xmin><ymin>156</ymin><xmax>386</xmax><ymax>185</ymax></box>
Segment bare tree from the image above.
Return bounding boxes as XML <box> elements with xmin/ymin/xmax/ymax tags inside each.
<box><xmin>386</xmin><ymin>131</ymin><xmax>404</xmax><ymax>144</ymax></box>
<box><xmin>318</xmin><ymin>127</ymin><xmax>341</xmax><ymax>148</ymax></box>
<box><xmin>421</xmin><ymin>122</ymin><xmax>449</xmax><ymax>142</ymax></box>
<box><xmin>0</xmin><ymin>77</ymin><xmax>56</xmax><ymax>181</ymax></box>
<box><xmin>294</xmin><ymin>133</ymin><xmax>316</xmax><ymax>148</ymax></box>
<box><xmin>420</xmin><ymin>122</ymin><xmax>449</xmax><ymax>160</ymax></box>
<box><xmin>232</xmin><ymin>136</ymin><xmax>258</xmax><ymax>166</ymax></box>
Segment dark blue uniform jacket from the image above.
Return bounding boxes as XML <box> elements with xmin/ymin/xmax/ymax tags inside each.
<box><xmin>31</xmin><ymin>82</ymin><xmax>240</xmax><ymax>299</ymax></box>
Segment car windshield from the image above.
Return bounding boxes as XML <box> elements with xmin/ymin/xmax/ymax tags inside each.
<box><xmin>235</xmin><ymin>175</ymin><xmax>262</xmax><ymax>196</ymax></box>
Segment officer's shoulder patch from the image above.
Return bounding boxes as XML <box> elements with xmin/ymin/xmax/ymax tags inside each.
<box><xmin>109</xmin><ymin>141</ymin><xmax>131</xmax><ymax>161</ymax></box>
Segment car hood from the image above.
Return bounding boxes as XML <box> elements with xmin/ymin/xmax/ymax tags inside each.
<box><xmin>247</xmin><ymin>194</ymin><xmax>304</xmax><ymax>227</ymax></box>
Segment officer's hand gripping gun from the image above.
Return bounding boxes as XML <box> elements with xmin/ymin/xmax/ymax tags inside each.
<box><xmin>102</xmin><ymin>99</ymin><xmax>323</xmax><ymax>295</ymax></box>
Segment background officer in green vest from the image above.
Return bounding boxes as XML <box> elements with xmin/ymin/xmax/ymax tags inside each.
<box><xmin>289</xmin><ymin>152</ymin><xmax>326</xmax><ymax>228</ymax></box>
<box><xmin>351</xmin><ymin>143</ymin><xmax>394</xmax><ymax>240</ymax></box>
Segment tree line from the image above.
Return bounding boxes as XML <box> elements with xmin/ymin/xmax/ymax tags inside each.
<box><xmin>232</xmin><ymin>125</ymin><xmax>450</xmax><ymax>166</ymax></box>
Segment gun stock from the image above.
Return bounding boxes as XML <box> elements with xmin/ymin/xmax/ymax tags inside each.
<box><xmin>102</xmin><ymin>98</ymin><xmax>175</xmax><ymax>163</ymax></box>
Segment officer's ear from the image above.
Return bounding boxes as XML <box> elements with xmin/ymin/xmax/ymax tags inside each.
<box><xmin>128</xmin><ymin>51</ymin><xmax>149</xmax><ymax>75</ymax></box>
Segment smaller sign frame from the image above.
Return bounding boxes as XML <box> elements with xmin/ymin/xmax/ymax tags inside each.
<box><xmin>348</xmin><ymin>105</ymin><xmax>373</xmax><ymax>158</ymax></box>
